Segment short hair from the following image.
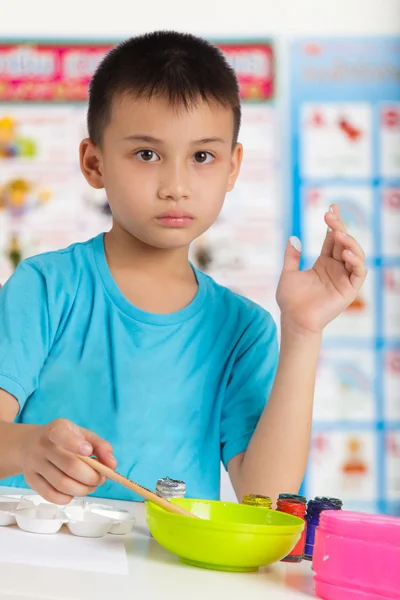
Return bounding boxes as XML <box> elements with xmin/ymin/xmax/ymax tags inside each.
<box><xmin>87</xmin><ymin>31</ymin><xmax>241</xmax><ymax>146</ymax></box>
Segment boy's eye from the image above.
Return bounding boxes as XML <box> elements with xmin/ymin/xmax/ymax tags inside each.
<box><xmin>193</xmin><ymin>151</ymin><xmax>215</xmax><ymax>164</ymax></box>
<box><xmin>136</xmin><ymin>150</ymin><xmax>160</xmax><ymax>162</ymax></box>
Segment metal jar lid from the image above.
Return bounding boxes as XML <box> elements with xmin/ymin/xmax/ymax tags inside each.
<box><xmin>156</xmin><ymin>477</ymin><xmax>186</xmax><ymax>498</ymax></box>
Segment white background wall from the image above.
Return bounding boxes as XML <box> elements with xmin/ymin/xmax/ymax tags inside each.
<box><xmin>1</xmin><ymin>0</ymin><xmax>400</xmax><ymax>38</ymax></box>
<box><xmin>2</xmin><ymin>0</ymin><xmax>399</xmax><ymax>502</ymax></box>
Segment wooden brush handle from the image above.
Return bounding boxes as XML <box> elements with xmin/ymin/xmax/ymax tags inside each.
<box><xmin>78</xmin><ymin>455</ymin><xmax>197</xmax><ymax>519</ymax></box>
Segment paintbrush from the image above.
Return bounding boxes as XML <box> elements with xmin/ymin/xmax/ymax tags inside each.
<box><xmin>78</xmin><ymin>455</ymin><xmax>198</xmax><ymax>519</ymax></box>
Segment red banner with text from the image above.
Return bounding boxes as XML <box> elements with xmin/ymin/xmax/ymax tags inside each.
<box><xmin>0</xmin><ymin>42</ymin><xmax>274</xmax><ymax>102</ymax></box>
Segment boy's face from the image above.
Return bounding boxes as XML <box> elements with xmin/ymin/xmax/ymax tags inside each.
<box><xmin>80</xmin><ymin>95</ymin><xmax>242</xmax><ymax>250</ymax></box>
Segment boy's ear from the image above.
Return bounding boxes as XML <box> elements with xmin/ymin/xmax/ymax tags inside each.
<box><xmin>227</xmin><ymin>143</ymin><xmax>243</xmax><ymax>193</ymax></box>
<box><xmin>80</xmin><ymin>138</ymin><xmax>105</xmax><ymax>189</ymax></box>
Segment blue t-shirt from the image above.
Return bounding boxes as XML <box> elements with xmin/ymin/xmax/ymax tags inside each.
<box><xmin>0</xmin><ymin>234</ymin><xmax>278</xmax><ymax>501</ymax></box>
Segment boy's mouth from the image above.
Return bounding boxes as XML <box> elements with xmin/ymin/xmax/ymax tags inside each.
<box><xmin>156</xmin><ymin>210</ymin><xmax>194</xmax><ymax>228</ymax></box>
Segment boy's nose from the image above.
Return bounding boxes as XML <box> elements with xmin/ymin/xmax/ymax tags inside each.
<box><xmin>158</xmin><ymin>164</ymin><xmax>190</xmax><ymax>201</ymax></box>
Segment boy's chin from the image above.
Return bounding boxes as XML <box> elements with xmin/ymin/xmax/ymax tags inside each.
<box><xmin>116</xmin><ymin>221</ymin><xmax>208</xmax><ymax>251</ymax></box>
<box><xmin>139</xmin><ymin>225</ymin><xmax>211</xmax><ymax>251</ymax></box>
<box><xmin>132</xmin><ymin>231</ymin><xmax>197</xmax><ymax>252</ymax></box>
<box><xmin>147</xmin><ymin>238</ymin><xmax>195</xmax><ymax>251</ymax></box>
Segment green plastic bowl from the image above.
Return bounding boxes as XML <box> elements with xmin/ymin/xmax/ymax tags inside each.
<box><xmin>146</xmin><ymin>498</ymin><xmax>304</xmax><ymax>571</ymax></box>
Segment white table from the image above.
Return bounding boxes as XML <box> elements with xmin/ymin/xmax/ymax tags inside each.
<box><xmin>0</xmin><ymin>487</ymin><xmax>315</xmax><ymax>600</ymax></box>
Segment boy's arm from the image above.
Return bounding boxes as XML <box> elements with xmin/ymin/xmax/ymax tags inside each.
<box><xmin>228</xmin><ymin>327</ymin><xmax>320</xmax><ymax>503</ymax></box>
<box><xmin>0</xmin><ymin>262</ymin><xmax>116</xmax><ymax>502</ymax></box>
<box><xmin>0</xmin><ymin>387</ymin><xmax>116</xmax><ymax>502</ymax></box>
<box><xmin>229</xmin><ymin>205</ymin><xmax>367</xmax><ymax>503</ymax></box>
<box><xmin>0</xmin><ymin>389</ymin><xmax>38</xmax><ymax>479</ymax></box>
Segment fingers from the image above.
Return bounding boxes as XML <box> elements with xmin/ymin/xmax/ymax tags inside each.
<box><xmin>333</xmin><ymin>221</ymin><xmax>367</xmax><ymax>290</ymax></box>
<box><xmin>320</xmin><ymin>228</ymin><xmax>335</xmax><ymax>257</ymax></box>
<box><xmin>48</xmin><ymin>448</ymin><xmax>104</xmax><ymax>487</ymax></box>
<box><xmin>342</xmin><ymin>248</ymin><xmax>368</xmax><ymax>291</ymax></box>
<box><xmin>39</xmin><ymin>459</ymin><xmax>98</xmax><ymax>498</ymax></box>
<box><xmin>324</xmin><ymin>205</ymin><xmax>347</xmax><ymax>261</ymax></box>
<box><xmin>26</xmin><ymin>471</ymin><xmax>100</xmax><ymax>506</ymax></box>
<box><xmin>335</xmin><ymin>229</ymin><xmax>365</xmax><ymax>261</ymax></box>
<box><xmin>82</xmin><ymin>427</ymin><xmax>117</xmax><ymax>469</ymax></box>
<box><xmin>46</xmin><ymin>419</ymin><xmax>93</xmax><ymax>456</ymax></box>
<box><xmin>321</xmin><ymin>204</ymin><xmax>368</xmax><ymax>291</ymax></box>
<box><xmin>281</xmin><ymin>237</ymin><xmax>302</xmax><ymax>274</ymax></box>
<box><xmin>25</xmin><ymin>472</ymin><xmax>74</xmax><ymax>505</ymax></box>
<box><xmin>35</xmin><ymin>419</ymin><xmax>111</xmax><ymax>497</ymax></box>
<box><xmin>324</xmin><ymin>204</ymin><xmax>347</xmax><ymax>232</ymax></box>
<box><xmin>323</xmin><ymin>204</ymin><xmax>365</xmax><ymax>259</ymax></box>
<box><xmin>321</xmin><ymin>205</ymin><xmax>344</xmax><ymax>257</ymax></box>
<box><xmin>46</xmin><ymin>419</ymin><xmax>116</xmax><ymax>469</ymax></box>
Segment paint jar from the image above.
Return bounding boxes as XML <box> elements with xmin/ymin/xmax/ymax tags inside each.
<box><xmin>156</xmin><ymin>477</ymin><xmax>186</xmax><ymax>499</ymax></box>
<box><xmin>277</xmin><ymin>494</ymin><xmax>307</xmax><ymax>563</ymax></box>
<box><xmin>241</xmin><ymin>494</ymin><xmax>272</xmax><ymax>509</ymax></box>
<box><xmin>314</xmin><ymin>496</ymin><xmax>343</xmax><ymax>508</ymax></box>
<box><xmin>278</xmin><ymin>493</ymin><xmax>307</xmax><ymax>503</ymax></box>
<box><xmin>304</xmin><ymin>497</ymin><xmax>342</xmax><ymax>561</ymax></box>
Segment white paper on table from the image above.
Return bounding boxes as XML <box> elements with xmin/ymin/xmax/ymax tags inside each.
<box><xmin>0</xmin><ymin>526</ymin><xmax>128</xmax><ymax>575</ymax></box>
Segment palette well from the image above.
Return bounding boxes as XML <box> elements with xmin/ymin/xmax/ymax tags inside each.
<box><xmin>0</xmin><ymin>495</ymin><xmax>135</xmax><ymax>538</ymax></box>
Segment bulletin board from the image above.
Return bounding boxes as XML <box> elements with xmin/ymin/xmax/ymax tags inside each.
<box><xmin>289</xmin><ymin>38</ymin><xmax>400</xmax><ymax>515</ymax></box>
<box><xmin>0</xmin><ymin>39</ymin><xmax>282</xmax><ymax>321</ymax></box>
<box><xmin>2</xmin><ymin>37</ymin><xmax>400</xmax><ymax>513</ymax></box>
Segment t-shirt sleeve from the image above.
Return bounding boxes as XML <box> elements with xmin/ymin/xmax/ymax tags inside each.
<box><xmin>0</xmin><ymin>260</ymin><xmax>52</xmax><ymax>413</ymax></box>
<box><xmin>220</xmin><ymin>308</ymin><xmax>279</xmax><ymax>470</ymax></box>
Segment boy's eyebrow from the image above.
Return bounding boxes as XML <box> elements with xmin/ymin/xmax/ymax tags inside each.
<box><xmin>192</xmin><ymin>137</ymin><xmax>228</xmax><ymax>145</ymax></box>
<box><xmin>123</xmin><ymin>135</ymin><xmax>228</xmax><ymax>145</ymax></box>
<box><xmin>123</xmin><ymin>135</ymin><xmax>163</xmax><ymax>144</ymax></box>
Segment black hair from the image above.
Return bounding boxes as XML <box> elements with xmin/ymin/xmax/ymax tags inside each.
<box><xmin>87</xmin><ymin>31</ymin><xmax>241</xmax><ymax>146</ymax></box>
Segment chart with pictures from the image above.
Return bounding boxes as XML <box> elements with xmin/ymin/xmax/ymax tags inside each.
<box><xmin>290</xmin><ymin>38</ymin><xmax>400</xmax><ymax>514</ymax></box>
<box><xmin>0</xmin><ymin>41</ymin><xmax>281</xmax><ymax>324</ymax></box>
<box><xmin>0</xmin><ymin>42</ymin><xmax>115</xmax><ymax>283</ymax></box>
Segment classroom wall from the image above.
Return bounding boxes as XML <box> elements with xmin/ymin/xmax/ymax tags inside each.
<box><xmin>1</xmin><ymin>0</ymin><xmax>400</xmax><ymax>38</ymax></box>
<box><xmin>1</xmin><ymin>0</ymin><xmax>399</xmax><ymax>504</ymax></box>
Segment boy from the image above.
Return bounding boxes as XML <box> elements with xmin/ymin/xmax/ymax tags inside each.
<box><xmin>0</xmin><ymin>32</ymin><xmax>367</xmax><ymax>504</ymax></box>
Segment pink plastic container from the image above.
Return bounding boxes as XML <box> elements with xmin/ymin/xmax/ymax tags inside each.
<box><xmin>312</xmin><ymin>510</ymin><xmax>400</xmax><ymax>600</ymax></box>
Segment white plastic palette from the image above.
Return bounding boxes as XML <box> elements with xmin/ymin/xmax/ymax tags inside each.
<box><xmin>0</xmin><ymin>495</ymin><xmax>135</xmax><ymax>537</ymax></box>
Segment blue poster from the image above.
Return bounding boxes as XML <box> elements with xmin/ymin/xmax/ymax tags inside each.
<box><xmin>289</xmin><ymin>38</ymin><xmax>400</xmax><ymax>514</ymax></box>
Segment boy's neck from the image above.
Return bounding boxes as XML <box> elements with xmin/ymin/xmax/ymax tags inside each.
<box><xmin>104</xmin><ymin>224</ymin><xmax>192</xmax><ymax>279</ymax></box>
<box><xmin>102</xmin><ymin>223</ymin><xmax>199</xmax><ymax>315</ymax></box>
